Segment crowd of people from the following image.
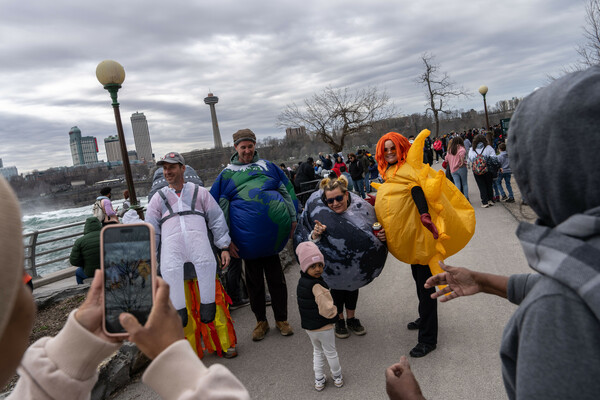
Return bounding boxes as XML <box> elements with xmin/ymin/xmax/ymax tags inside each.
<box><xmin>3</xmin><ymin>66</ymin><xmax>600</xmax><ymax>399</ymax></box>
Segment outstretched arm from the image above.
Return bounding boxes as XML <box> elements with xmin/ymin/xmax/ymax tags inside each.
<box><xmin>410</xmin><ymin>186</ymin><xmax>438</xmax><ymax>239</ymax></box>
<box><xmin>424</xmin><ymin>261</ymin><xmax>508</xmax><ymax>302</ymax></box>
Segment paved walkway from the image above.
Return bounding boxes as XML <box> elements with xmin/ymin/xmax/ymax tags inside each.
<box><xmin>110</xmin><ymin>166</ymin><xmax>532</xmax><ymax>400</ymax></box>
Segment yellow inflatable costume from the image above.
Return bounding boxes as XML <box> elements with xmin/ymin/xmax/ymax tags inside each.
<box><xmin>373</xmin><ymin>129</ymin><xmax>475</xmax><ymax>276</ymax></box>
<box><xmin>183</xmin><ymin>277</ymin><xmax>237</xmax><ymax>359</ymax></box>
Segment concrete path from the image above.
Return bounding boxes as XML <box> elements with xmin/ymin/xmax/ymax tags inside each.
<box><xmin>110</xmin><ymin>167</ymin><xmax>532</xmax><ymax>400</ymax></box>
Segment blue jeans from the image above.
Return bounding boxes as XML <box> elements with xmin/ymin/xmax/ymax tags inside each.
<box><xmin>75</xmin><ymin>267</ymin><xmax>89</xmax><ymax>285</ymax></box>
<box><xmin>451</xmin><ymin>166</ymin><xmax>469</xmax><ymax>200</ymax></box>
<box><xmin>353</xmin><ymin>178</ymin><xmax>366</xmax><ymax>198</ymax></box>
<box><xmin>364</xmin><ymin>175</ymin><xmax>370</xmax><ymax>193</ymax></box>
<box><xmin>492</xmin><ymin>177</ymin><xmax>501</xmax><ymax>198</ymax></box>
<box><xmin>497</xmin><ymin>172</ymin><xmax>514</xmax><ymax>198</ymax></box>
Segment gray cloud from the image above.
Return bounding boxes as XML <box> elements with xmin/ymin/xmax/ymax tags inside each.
<box><xmin>0</xmin><ymin>0</ymin><xmax>587</xmax><ymax>172</ymax></box>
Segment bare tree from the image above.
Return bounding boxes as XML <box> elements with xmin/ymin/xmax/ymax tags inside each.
<box><xmin>416</xmin><ymin>53</ymin><xmax>471</xmax><ymax>137</ymax></box>
<box><xmin>277</xmin><ymin>85</ymin><xmax>396</xmax><ymax>153</ymax></box>
<box><xmin>578</xmin><ymin>0</ymin><xmax>600</xmax><ymax>67</ymax></box>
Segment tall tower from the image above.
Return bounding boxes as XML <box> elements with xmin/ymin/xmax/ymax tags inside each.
<box><xmin>204</xmin><ymin>92</ymin><xmax>223</xmax><ymax>149</ymax></box>
<box><xmin>69</xmin><ymin>126</ymin><xmax>84</xmax><ymax>165</ymax></box>
<box><xmin>130</xmin><ymin>112</ymin><xmax>154</xmax><ymax>162</ymax></box>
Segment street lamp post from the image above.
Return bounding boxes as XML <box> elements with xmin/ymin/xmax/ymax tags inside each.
<box><xmin>478</xmin><ymin>85</ymin><xmax>491</xmax><ymax>144</ymax></box>
<box><xmin>96</xmin><ymin>60</ymin><xmax>144</xmax><ymax>219</ymax></box>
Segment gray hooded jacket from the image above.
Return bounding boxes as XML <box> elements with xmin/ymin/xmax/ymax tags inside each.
<box><xmin>502</xmin><ymin>65</ymin><xmax>600</xmax><ymax>399</ymax></box>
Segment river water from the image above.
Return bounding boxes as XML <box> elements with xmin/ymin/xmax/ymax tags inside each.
<box><xmin>22</xmin><ymin>198</ymin><xmax>148</xmax><ymax>276</ymax></box>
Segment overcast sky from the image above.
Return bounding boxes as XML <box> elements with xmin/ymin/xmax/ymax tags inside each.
<box><xmin>0</xmin><ymin>0</ymin><xmax>588</xmax><ymax>173</ymax></box>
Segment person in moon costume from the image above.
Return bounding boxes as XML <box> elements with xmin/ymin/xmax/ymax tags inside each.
<box><xmin>294</xmin><ymin>175</ymin><xmax>388</xmax><ymax>338</ymax></box>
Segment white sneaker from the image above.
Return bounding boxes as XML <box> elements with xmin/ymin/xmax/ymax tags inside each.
<box><xmin>481</xmin><ymin>203</ymin><xmax>490</xmax><ymax>208</ymax></box>
<box><xmin>333</xmin><ymin>374</ymin><xmax>344</xmax><ymax>388</ymax></box>
<box><xmin>315</xmin><ymin>376</ymin><xmax>326</xmax><ymax>391</ymax></box>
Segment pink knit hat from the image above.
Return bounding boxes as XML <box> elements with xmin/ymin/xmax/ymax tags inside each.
<box><xmin>296</xmin><ymin>241</ymin><xmax>324</xmax><ymax>273</ymax></box>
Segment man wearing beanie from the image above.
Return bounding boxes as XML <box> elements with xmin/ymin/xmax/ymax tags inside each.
<box><xmin>211</xmin><ymin>129</ymin><xmax>299</xmax><ymax>341</ymax></box>
<box><xmin>296</xmin><ymin>241</ymin><xmax>343</xmax><ymax>391</ymax></box>
<box><xmin>0</xmin><ymin>175</ymin><xmax>250</xmax><ymax>399</ymax></box>
<box><xmin>386</xmin><ymin>66</ymin><xmax>600</xmax><ymax>400</ymax></box>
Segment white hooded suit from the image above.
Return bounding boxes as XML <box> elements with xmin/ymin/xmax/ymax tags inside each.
<box><xmin>146</xmin><ymin>182</ymin><xmax>231</xmax><ymax>310</ymax></box>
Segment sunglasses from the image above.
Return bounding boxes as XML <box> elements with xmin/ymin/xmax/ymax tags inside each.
<box><xmin>326</xmin><ymin>195</ymin><xmax>345</xmax><ymax>204</ymax></box>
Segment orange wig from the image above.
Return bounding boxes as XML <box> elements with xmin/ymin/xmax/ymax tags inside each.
<box><xmin>375</xmin><ymin>132</ymin><xmax>411</xmax><ymax>178</ymax></box>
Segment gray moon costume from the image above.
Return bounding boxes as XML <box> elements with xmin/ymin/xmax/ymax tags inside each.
<box><xmin>294</xmin><ymin>190</ymin><xmax>387</xmax><ymax>291</ymax></box>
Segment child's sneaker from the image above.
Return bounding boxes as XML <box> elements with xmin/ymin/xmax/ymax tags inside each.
<box><xmin>315</xmin><ymin>376</ymin><xmax>326</xmax><ymax>391</ymax></box>
<box><xmin>333</xmin><ymin>374</ymin><xmax>344</xmax><ymax>388</ymax></box>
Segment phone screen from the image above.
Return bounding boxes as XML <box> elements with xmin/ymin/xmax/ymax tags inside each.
<box><xmin>102</xmin><ymin>224</ymin><xmax>154</xmax><ymax>334</ymax></box>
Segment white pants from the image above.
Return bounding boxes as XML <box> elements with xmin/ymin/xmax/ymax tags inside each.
<box><xmin>306</xmin><ymin>328</ymin><xmax>342</xmax><ymax>379</ymax></box>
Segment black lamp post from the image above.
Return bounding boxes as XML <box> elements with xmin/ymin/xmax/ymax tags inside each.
<box><xmin>96</xmin><ymin>60</ymin><xmax>144</xmax><ymax>219</ymax></box>
<box><xmin>479</xmin><ymin>85</ymin><xmax>492</xmax><ymax>144</ymax></box>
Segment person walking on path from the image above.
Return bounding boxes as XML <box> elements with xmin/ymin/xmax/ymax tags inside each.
<box><xmin>444</xmin><ymin>136</ymin><xmax>469</xmax><ymax>200</ymax></box>
<box><xmin>210</xmin><ymin>129</ymin><xmax>299</xmax><ymax>342</ymax></box>
<box><xmin>386</xmin><ymin>64</ymin><xmax>600</xmax><ymax>400</ymax></box>
<box><xmin>296</xmin><ymin>241</ymin><xmax>344</xmax><ymax>391</ymax></box>
<box><xmin>347</xmin><ymin>153</ymin><xmax>366</xmax><ymax>199</ymax></box>
<box><xmin>69</xmin><ymin>216</ymin><xmax>102</xmax><ymax>284</ymax></box>
<box><xmin>468</xmin><ymin>134</ymin><xmax>497</xmax><ymax>208</ymax></box>
<box><xmin>496</xmin><ymin>143</ymin><xmax>514</xmax><ymax>202</ymax></box>
<box><xmin>146</xmin><ymin>151</ymin><xmax>237</xmax><ymax>358</ymax></box>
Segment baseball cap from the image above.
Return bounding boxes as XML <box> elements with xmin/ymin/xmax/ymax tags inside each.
<box><xmin>157</xmin><ymin>152</ymin><xmax>185</xmax><ymax>166</ymax></box>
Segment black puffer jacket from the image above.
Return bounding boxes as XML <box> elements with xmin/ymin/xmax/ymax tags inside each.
<box><xmin>69</xmin><ymin>217</ymin><xmax>102</xmax><ymax>277</ymax></box>
<box><xmin>297</xmin><ymin>272</ymin><xmax>337</xmax><ymax>330</ymax></box>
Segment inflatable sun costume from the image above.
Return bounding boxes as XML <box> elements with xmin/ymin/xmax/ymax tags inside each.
<box><xmin>373</xmin><ymin>130</ymin><xmax>476</xmax><ymax>276</ymax></box>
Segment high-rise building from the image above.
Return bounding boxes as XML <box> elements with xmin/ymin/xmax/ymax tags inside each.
<box><xmin>69</xmin><ymin>126</ymin><xmax>98</xmax><ymax>165</ymax></box>
<box><xmin>130</xmin><ymin>112</ymin><xmax>153</xmax><ymax>163</ymax></box>
<box><xmin>104</xmin><ymin>135</ymin><xmax>121</xmax><ymax>162</ymax></box>
<box><xmin>0</xmin><ymin>166</ymin><xmax>18</xmax><ymax>180</ymax></box>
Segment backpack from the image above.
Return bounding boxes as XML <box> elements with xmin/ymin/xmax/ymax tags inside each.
<box><xmin>93</xmin><ymin>199</ymin><xmax>105</xmax><ymax>222</ymax></box>
<box><xmin>472</xmin><ymin>149</ymin><xmax>488</xmax><ymax>175</ymax></box>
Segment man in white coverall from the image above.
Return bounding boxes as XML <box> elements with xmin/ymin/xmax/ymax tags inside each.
<box><xmin>146</xmin><ymin>152</ymin><xmax>231</xmax><ymax>326</ymax></box>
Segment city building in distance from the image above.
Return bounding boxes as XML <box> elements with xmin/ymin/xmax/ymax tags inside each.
<box><xmin>69</xmin><ymin>126</ymin><xmax>98</xmax><ymax>166</ymax></box>
<box><xmin>0</xmin><ymin>158</ymin><xmax>18</xmax><ymax>180</ymax></box>
<box><xmin>130</xmin><ymin>112</ymin><xmax>154</xmax><ymax>163</ymax></box>
<box><xmin>104</xmin><ymin>135</ymin><xmax>121</xmax><ymax>162</ymax></box>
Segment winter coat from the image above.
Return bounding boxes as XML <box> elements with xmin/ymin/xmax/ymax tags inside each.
<box><xmin>146</xmin><ymin>182</ymin><xmax>231</xmax><ymax>310</ymax></box>
<box><xmin>69</xmin><ymin>217</ymin><xmax>102</xmax><ymax>278</ymax></box>
<box><xmin>348</xmin><ymin>159</ymin><xmax>363</xmax><ymax>181</ymax></box>
<box><xmin>210</xmin><ymin>151</ymin><xmax>299</xmax><ymax>260</ymax></box>
<box><xmin>297</xmin><ymin>272</ymin><xmax>337</xmax><ymax>330</ymax></box>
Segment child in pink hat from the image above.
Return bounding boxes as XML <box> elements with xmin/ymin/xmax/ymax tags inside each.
<box><xmin>296</xmin><ymin>241</ymin><xmax>343</xmax><ymax>391</ymax></box>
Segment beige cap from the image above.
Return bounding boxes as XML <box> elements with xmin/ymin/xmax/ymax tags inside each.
<box><xmin>0</xmin><ymin>176</ymin><xmax>24</xmax><ymax>338</ymax></box>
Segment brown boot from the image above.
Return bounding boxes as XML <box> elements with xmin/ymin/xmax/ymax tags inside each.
<box><xmin>252</xmin><ymin>320</ymin><xmax>270</xmax><ymax>341</ymax></box>
<box><xmin>275</xmin><ymin>320</ymin><xmax>294</xmax><ymax>336</ymax></box>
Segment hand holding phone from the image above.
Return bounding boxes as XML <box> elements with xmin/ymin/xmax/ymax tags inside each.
<box><xmin>119</xmin><ymin>277</ymin><xmax>185</xmax><ymax>359</ymax></box>
<box><xmin>74</xmin><ymin>270</ymin><xmax>124</xmax><ymax>343</ymax></box>
<box><xmin>101</xmin><ymin>223</ymin><xmax>157</xmax><ymax>338</ymax></box>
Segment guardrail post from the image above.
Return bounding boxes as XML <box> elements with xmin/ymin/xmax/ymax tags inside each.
<box><xmin>25</xmin><ymin>230</ymin><xmax>39</xmax><ymax>278</ymax></box>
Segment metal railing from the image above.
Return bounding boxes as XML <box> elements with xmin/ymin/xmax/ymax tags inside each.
<box><xmin>296</xmin><ymin>179</ymin><xmax>321</xmax><ymax>207</ymax></box>
<box><xmin>23</xmin><ymin>221</ymin><xmax>86</xmax><ymax>279</ymax></box>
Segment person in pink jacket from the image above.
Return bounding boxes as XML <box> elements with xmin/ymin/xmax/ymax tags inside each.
<box><xmin>0</xmin><ymin>176</ymin><xmax>250</xmax><ymax>400</ymax></box>
<box><xmin>444</xmin><ymin>136</ymin><xmax>469</xmax><ymax>201</ymax></box>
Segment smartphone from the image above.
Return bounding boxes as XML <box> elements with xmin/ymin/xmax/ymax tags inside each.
<box><xmin>100</xmin><ymin>223</ymin><xmax>157</xmax><ymax>337</ymax></box>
